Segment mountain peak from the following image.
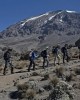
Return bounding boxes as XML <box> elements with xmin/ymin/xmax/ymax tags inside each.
<box><xmin>21</xmin><ymin>12</ymin><xmax>49</xmax><ymax>27</ymax></box>
<box><xmin>0</xmin><ymin>10</ymin><xmax>80</xmax><ymax>52</ymax></box>
<box><xmin>0</xmin><ymin>10</ymin><xmax>80</xmax><ymax>39</ymax></box>
<box><xmin>65</xmin><ymin>10</ymin><xmax>77</xmax><ymax>13</ymax></box>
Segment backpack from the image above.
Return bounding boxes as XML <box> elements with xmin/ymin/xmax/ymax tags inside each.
<box><xmin>41</xmin><ymin>50</ymin><xmax>47</xmax><ymax>57</ymax></box>
<box><xmin>41</xmin><ymin>51</ymin><xmax>44</xmax><ymax>57</ymax></box>
<box><xmin>61</xmin><ymin>47</ymin><xmax>64</xmax><ymax>53</ymax></box>
<box><xmin>4</xmin><ymin>51</ymin><xmax>10</xmax><ymax>60</ymax></box>
<box><xmin>52</xmin><ymin>48</ymin><xmax>58</xmax><ymax>54</ymax></box>
<box><xmin>29</xmin><ymin>51</ymin><xmax>36</xmax><ymax>60</ymax></box>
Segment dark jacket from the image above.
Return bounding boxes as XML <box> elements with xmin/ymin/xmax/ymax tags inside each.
<box><xmin>41</xmin><ymin>50</ymin><xmax>47</xmax><ymax>58</ymax></box>
<box><xmin>61</xmin><ymin>47</ymin><xmax>68</xmax><ymax>55</ymax></box>
<box><xmin>4</xmin><ymin>51</ymin><xmax>11</xmax><ymax>61</ymax></box>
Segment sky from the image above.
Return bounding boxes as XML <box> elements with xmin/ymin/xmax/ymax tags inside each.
<box><xmin>0</xmin><ymin>0</ymin><xmax>80</xmax><ymax>32</ymax></box>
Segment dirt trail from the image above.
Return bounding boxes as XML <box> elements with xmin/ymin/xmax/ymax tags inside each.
<box><xmin>0</xmin><ymin>59</ymin><xmax>80</xmax><ymax>100</ymax></box>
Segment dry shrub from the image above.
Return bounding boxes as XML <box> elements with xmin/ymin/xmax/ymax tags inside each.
<box><xmin>17</xmin><ymin>83</ymin><xmax>29</xmax><ymax>91</ymax></box>
<box><xmin>50</xmin><ymin>76</ymin><xmax>59</xmax><ymax>87</ymax></box>
<box><xmin>70</xmin><ymin>47</ymin><xmax>79</xmax><ymax>59</ymax></box>
<box><xmin>43</xmin><ymin>85</ymin><xmax>52</xmax><ymax>91</ymax></box>
<box><xmin>41</xmin><ymin>73</ymin><xmax>49</xmax><ymax>81</ymax></box>
<box><xmin>17</xmin><ymin>83</ymin><xmax>29</xmax><ymax>99</ymax></box>
<box><xmin>73</xmin><ymin>83</ymin><xmax>80</xmax><ymax>89</ymax></box>
<box><xmin>17</xmin><ymin>83</ymin><xmax>36</xmax><ymax>99</ymax></box>
<box><xmin>66</xmin><ymin>71</ymin><xmax>77</xmax><ymax>82</ymax></box>
<box><xmin>0</xmin><ymin>67</ymin><xmax>3</xmax><ymax>72</ymax></box>
<box><xmin>26</xmin><ymin>89</ymin><xmax>36</xmax><ymax>99</ymax></box>
<box><xmin>15</xmin><ymin>61</ymin><xmax>27</xmax><ymax>69</ymax></box>
<box><xmin>56</xmin><ymin>67</ymin><xmax>64</xmax><ymax>77</ymax></box>
<box><xmin>66</xmin><ymin>74</ymin><xmax>73</xmax><ymax>82</ymax></box>
<box><xmin>74</xmin><ymin>67</ymin><xmax>80</xmax><ymax>75</ymax></box>
<box><xmin>72</xmin><ymin>53</ymin><xmax>79</xmax><ymax>59</ymax></box>
<box><xmin>20</xmin><ymin>51</ymin><xmax>29</xmax><ymax>60</ymax></box>
<box><xmin>31</xmin><ymin>72</ymin><xmax>39</xmax><ymax>76</ymax></box>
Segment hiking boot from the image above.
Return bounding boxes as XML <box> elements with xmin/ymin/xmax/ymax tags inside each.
<box><xmin>11</xmin><ymin>67</ymin><xmax>14</xmax><ymax>74</ymax></box>
<box><xmin>3</xmin><ymin>72</ymin><xmax>6</xmax><ymax>75</ymax></box>
<box><xmin>11</xmin><ymin>72</ymin><xmax>14</xmax><ymax>74</ymax></box>
<box><xmin>28</xmin><ymin>69</ymin><xmax>30</xmax><ymax>72</ymax></box>
<box><xmin>57</xmin><ymin>63</ymin><xmax>60</xmax><ymax>65</ymax></box>
<box><xmin>3</xmin><ymin>67</ymin><xmax>6</xmax><ymax>75</ymax></box>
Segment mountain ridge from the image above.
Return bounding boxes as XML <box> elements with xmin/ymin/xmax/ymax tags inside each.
<box><xmin>0</xmin><ymin>10</ymin><xmax>79</xmax><ymax>38</ymax></box>
<box><xmin>0</xmin><ymin>10</ymin><xmax>80</xmax><ymax>51</ymax></box>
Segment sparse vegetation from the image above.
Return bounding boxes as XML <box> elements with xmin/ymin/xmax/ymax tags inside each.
<box><xmin>66</xmin><ymin>72</ymin><xmax>76</xmax><ymax>82</ymax></box>
<box><xmin>74</xmin><ymin>67</ymin><xmax>80</xmax><ymax>75</ymax></box>
<box><xmin>66</xmin><ymin>74</ymin><xmax>73</xmax><ymax>82</ymax></box>
<box><xmin>15</xmin><ymin>61</ymin><xmax>27</xmax><ymax>69</ymax></box>
<box><xmin>43</xmin><ymin>85</ymin><xmax>52</xmax><ymax>91</ymax></box>
<box><xmin>41</xmin><ymin>73</ymin><xmax>49</xmax><ymax>81</ymax></box>
<box><xmin>31</xmin><ymin>72</ymin><xmax>39</xmax><ymax>76</ymax></box>
<box><xmin>73</xmin><ymin>83</ymin><xmax>80</xmax><ymax>89</ymax></box>
<box><xmin>17</xmin><ymin>83</ymin><xmax>29</xmax><ymax>99</ymax></box>
<box><xmin>48</xmin><ymin>86</ymin><xmax>63</xmax><ymax>100</ymax></box>
<box><xmin>17</xmin><ymin>83</ymin><xmax>36</xmax><ymax>99</ymax></box>
<box><xmin>20</xmin><ymin>51</ymin><xmax>29</xmax><ymax>60</ymax></box>
<box><xmin>17</xmin><ymin>83</ymin><xmax>29</xmax><ymax>91</ymax></box>
<box><xmin>25</xmin><ymin>89</ymin><xmax>36</xmax><ymax>100</ymax></box>
<box><xmin>1</xmin><ymin>9</ymin><xmax>80</xmax><ymax>100</ymax></box>
<box><xmin>56</xmin><ymin>67</ymin><xmax>64</xmax><ymax>77</ymax></box>
<box><xmin>50</xmin><ymin>76</ymin><xmax>59</xmax><ymax>87</ymax></box>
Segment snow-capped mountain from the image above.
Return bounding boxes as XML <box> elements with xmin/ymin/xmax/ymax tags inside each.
<box><xmin>0</xmin><ymin>10</ymin><xmax>80</xmax><ymax>37</ymax></box>
<box><xmin>0</xmin><ymin>10</ymin><xmax>80</xmax><ymax>51</ymax></box>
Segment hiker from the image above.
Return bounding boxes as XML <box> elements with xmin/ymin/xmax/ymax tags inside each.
<box><xmin>52</xmin><ymin>45</ymin><xmax>60</xmax><ymax>66</ymax></box>
<box><xmin>61</xmin><ymin>44</ymin><xmax>69</xmax><ymax>63</ymax></box>
<box><xmin>78</xmin><ymin>46</ymin><xmax>80</xmax><ymax>59</ymax></box>
<box><xmin>28</xmin><ymin>49</ymin><xmax>37</xmax><ymax>72</ymax></box>
<box><xmin>3</xmin><ymin>48</ymin><xmax>13</xmax><ymax>75</ymax></box>
<box><xmin>41</xmin><ymin>47</ymin><xmax>49</xmax><ymax>68</ymax></box>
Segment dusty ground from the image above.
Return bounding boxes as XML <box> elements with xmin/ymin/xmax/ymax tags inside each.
<box><xmin>0</xmin><ymin>55</ymin><xmax>79</xmax><ymax>100</ymax></box>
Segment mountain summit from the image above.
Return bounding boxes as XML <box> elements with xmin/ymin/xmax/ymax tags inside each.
<box><xmin>0</xmin><ymin>10</ymin><xmax>80</xmax><ymax>51</ymax></box>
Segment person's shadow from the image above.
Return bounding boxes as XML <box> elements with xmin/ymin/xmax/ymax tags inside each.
<box><xmin>15</xmin><ymin>70</ymin><xmax>27</xmax><ymax>74</ymax></box>
<box><xmin>9</xmin><ymin>91</ymin><xmax>19</xmax><ymax>99</ymax></box>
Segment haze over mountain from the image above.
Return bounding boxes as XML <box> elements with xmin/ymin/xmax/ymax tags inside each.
<box><xmin>0</xmin><ymin>10</ymin><xmax>80</xmax><ymax>52</ymax></box>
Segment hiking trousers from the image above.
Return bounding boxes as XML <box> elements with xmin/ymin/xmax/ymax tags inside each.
<box><xmin>28</xmin><ymin>58</ymin><xmax>35</xmax><ymax>72</ymax></box>
<box><xmin>43</xmin><ymin>57</ymin><xmax>49</xmax><ymax>68</ymax></box>
<box><xmin>63</xmin><ymin>53</ymin><xmax>69</xmax><ymax>63</ymax></box>
<box><xmin>3</xmin><ymin>60</ymin><xmax>13</xmax><ymax>75</ymax></box>
<box><xmin>54</xmin><ymin>54</ymin><xmax>60</xmax><ymax>65</ymax></box>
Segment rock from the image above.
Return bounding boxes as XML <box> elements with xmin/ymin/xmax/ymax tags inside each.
<box><xmin>39</xmin><ymin>88</ymin><xmax>45</xmax><ymax>93</ymax></box>
<box><xmin>59</xmin><ymin>81</ymin><xmax>72</xmax><ymax>90</ymax></box>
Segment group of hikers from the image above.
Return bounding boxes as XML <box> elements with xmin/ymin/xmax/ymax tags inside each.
<box><xmin>3</xmin><ymin>44</ymin><xmax>71</xmax><ymax>75</ymax></box>
<box><xmin>28</xmin><ymin>44</ymin><xmax>69</xmax><ymax>72</ymax></box>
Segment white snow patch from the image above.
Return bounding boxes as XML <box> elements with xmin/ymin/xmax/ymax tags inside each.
<box><xmin>21</xmin><ymin>12</ymin><xmax>49</xmax><ymax>27</ymax></box>
<box><xmin>49</xmin><ymin>11</ymin><xmax>63</xmax><ymax>21</ymax></box>
<box><xmin>59</xmin><ymin>19</ymin><xmax>63</xmax><ymax>22</ymax></box>
<box><xmin>59</xmin><ymin>16</ymin><xmax>63</xmax><ymax>22</ymax></box>
<box><xmin>66</xmin><ymin>10</ymin><xmax>76</xmax><ymax>13</ymax></box>
<box><xmin>21</xmin><ymin>22</ymin><xmax>26</xmax><ymax>27</ymax></box>
<box><xmin>44</xmin><ymin>20</ymin><xmax>47</xmax><ymax>24</ymax></box>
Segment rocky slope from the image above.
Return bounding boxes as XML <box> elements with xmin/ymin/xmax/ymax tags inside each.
<box><xmin>0</xmin><ymin>52</ymin><xmax>80</xmax><ymax>100</ymax></box>
<box><xmin>0</xmin><ymin>10</ymin><xmax>80</xmax><ymax>52</ymax></box>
